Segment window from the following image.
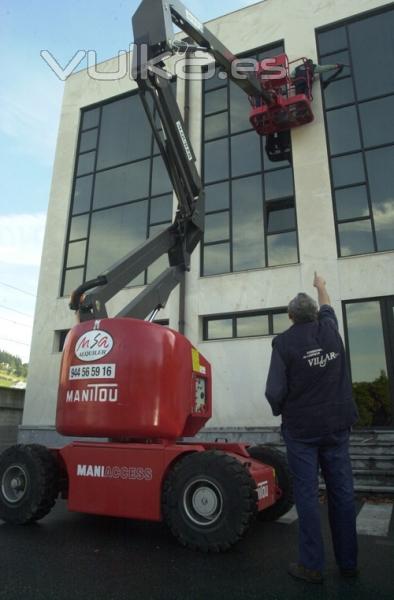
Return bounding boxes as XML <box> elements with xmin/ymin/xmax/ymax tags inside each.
<box><xmin>203</xmin><ymin>308</ymin><xmax>289</xmax><ymax>340</ymax></box>
<box><xmin>61</xmin><ymin>91</ymin><xmax>174</xmax><ymax>296</ymax></box>
<box><xmin>343</xmin><ymin>297</ymin><xmax>394</xmax><ymax>427</ymax></box>
<box><xmin>55</xmin><ymin>330</ymin><xmax>70</xmax><ymax>352</ymax></box>
<box><xmin>202</xmin><ymin>45</ymin><xmax>298</xmax><ymax>276</ymax></box>
<box><xmin>317</xmin><ymin>6</ymin><xmax>394</xmax><ymax>257</ymax></box>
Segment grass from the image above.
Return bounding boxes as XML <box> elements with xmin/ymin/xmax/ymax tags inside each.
<box><xmin>0</xmin><ymin>369</ymin><xmax>25</xmax><ymax>388</ymax></box>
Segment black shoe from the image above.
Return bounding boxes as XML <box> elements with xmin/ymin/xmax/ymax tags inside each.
<box><xmin>340</xmin><ymin>568</ymin><xmax>359</xmax><ymax>578</ymax></box>
<box><xmin>288</xmin><ymin>562</ymin><xmax>323</xmax><ymax>584</ymax></box>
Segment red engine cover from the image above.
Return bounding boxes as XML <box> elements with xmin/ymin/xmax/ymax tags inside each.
<box><xmin>56</xmin><ymin>319</ymin><xmax>211</xmax><ymax>439</ymax></box>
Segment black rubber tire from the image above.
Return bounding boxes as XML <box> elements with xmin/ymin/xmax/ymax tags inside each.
<box><xmin>162</xmin><ymin>450</ymin><xmax>257</xmax><ymax>552</ymax></box>
<box><xmin>0</xmin><ymin>444</ymin><xmax>59</xmax><ymax>524</ymax></box>
<box><xmin>247</xmin><ymin>445</ymin><xmax>294</xmax><ymax>522</ymax></box>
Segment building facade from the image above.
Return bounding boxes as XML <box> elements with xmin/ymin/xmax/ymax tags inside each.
<box><xmin>21</xmin><ymin>0</ymin><xmax>394</xmax><ymax>445</ymax></box>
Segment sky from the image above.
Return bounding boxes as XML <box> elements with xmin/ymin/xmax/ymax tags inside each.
<box><xmin>0</xmin><ymin>0</ymin><xmax>261</xmax><ymax>364</ymax></box>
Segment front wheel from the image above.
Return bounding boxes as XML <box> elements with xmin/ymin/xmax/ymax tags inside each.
<box><xmin>162</xmin><ymin>450</ymin><xmax>257</xmax><ymax>552</ymax></box>
<box><xmin>248</xmin><ymin>445</ymin><xmax>293</xmax><ymax>521</ymax></box>
<box><xmin>0</xmin><ymin>444</ymin><xmax>59</xmax><ymax>524</ymax></box>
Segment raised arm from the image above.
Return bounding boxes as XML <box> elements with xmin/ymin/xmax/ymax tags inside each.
<box><xmin>313</xmin><ymin>271</ymin><xmax>331</xmax><ymax>307</ymax></box>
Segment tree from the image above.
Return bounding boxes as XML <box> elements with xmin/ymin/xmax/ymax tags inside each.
<box><xmin>0</xmin><ymin>350</ymin><xmax>28</xmax><ymax>380</ymax></box>
<box><xmin>353</xmin><ymin>371</ymin><xmax>391</xmax><ymax>427</ymax></box>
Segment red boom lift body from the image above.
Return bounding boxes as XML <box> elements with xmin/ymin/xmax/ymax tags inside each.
<box><xmin>0</xmin><ymin>0</ymin><xmax>297</xmax><ymax>551</ymax></box>
<box><xmin>55</xmin><ymin>318</ymin><xmax>277</xmax><ymax>523</ymax></box>
<box><xmin>59</xmin><ymin>443</ymin><xmax>277</xmax><ymax>521</ymax></box>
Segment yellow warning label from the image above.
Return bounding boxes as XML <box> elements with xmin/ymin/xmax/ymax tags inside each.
<box><xmin>191</xmin><ymin>348</ymin><xmax>200</xmax><ymax>372</ymax></box>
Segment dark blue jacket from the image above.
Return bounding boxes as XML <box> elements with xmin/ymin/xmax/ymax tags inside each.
<box><xmin>265</xmin><ymin>305</ymin><xmax>358</xmax><ymax>439</ymax></box>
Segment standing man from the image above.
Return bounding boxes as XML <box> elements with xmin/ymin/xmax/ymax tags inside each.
<box><xmin>265</xmin><ymin>273</ymin><xmax>359</xmax><ymax>584</ymax></box>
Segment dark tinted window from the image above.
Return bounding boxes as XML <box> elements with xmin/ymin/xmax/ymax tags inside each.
<box><xmin>66</xmin><ymin>240</ymin><xmax>86</xmax><ymax>268</ymax></box>
<box><xmin>76</xmin><ymin>151</ymin><xmax>96</xmax><ymax>176</ymax></box>
<box><xmin>97</xmin><ymin>96</ymin><xmax>151</xmax><ymax>169</ymax></box>
<box><xmin>335</xmin><ymin>186</ymin><xmax>369</xmax><ymax>221</ymax></box>
<box><xmin>151</xmin><ymin>157</ymin><xmax>172</xmax><ymax>196</ymax></box>
<box><xmin>323</xmin><ymin>78</ymin><xmax>354</xmax><ymax>109</ymax></box>
<box><xmin>72</xmin><ymin>176</ymin><xmax>93</xmax><ymax>214</ymax></box>
<box><xmin>267</xmin><ymin>207</ymin><xmax>296</xmax><ymax>233</ymax></box>
<box><xmin>204</xmin><ymin>212</ymin><xmax>229</xmax><ymax>244</ymax></box>
<box><xmin>62</xmin><ymin>91</ymin><xmax>173</xmax><ymax>296</ymax></box>
<box><xmin>318</xmin><ymin>26</ymin><xmax>347</xmax><ymax>55</ymax></box>
<box><xmin>93</xmin><ymin>160</ymin><xmax>150</xmax><ymax>209</ymax></box>
<box><xmin>150</xmin><ymin>194</ymin><xmax>173</xmax><ymax>224</ymax></box>
<box><xmin>206</xmin><ymin>318</ymin><xmax>233</xmax><ymax>339</ymax></box>
<box><xmin>205</xmin><ymin>182</ymin><xmax>229</xmax><ymax>212</ymax></box>
<box><xmin>231</xmin><ymin>132</ymin><xmax>261</xmax><ymax>177</ymax></box>
<box><xmin>348</xmin><ymin>11</ymin><xmax>394</xmax><ymax>101</ymax></box>
<box><xmin>202</xmin><ymin>43</ymin><xmax>298</xmax><ymax>276</ymax></box>
<box><xmin>366</xmin><ymin>146</ymin><xmax>394</xmax><ymax>252</ymax></box>
<box><xmin>204</xmin><ymin>139</ymin><xmax>229</xmax><ymax>183</ymax></box>
<box><xmin>203</xmin><ymin>66</ymin><xmax>226</xmax><ymax>91</ymax></box>
<box><xmin>359</xmin><ymin>96</ymin><xmax>394</xmax><ymax>148</ymax></box>
<box><xmin>203</xmin><ymin>243</ymin><xmax>230</xmax><ymax>276</ymax></box>
<box><xmin>80</xmin><ymin>129</ymin><xmax>98</xmax><ymax>153</ymax></box>
<box><xmin>82</xmin><ymin>108</ymin><xmax>100</xmax><ymax>130</ymax></box>
<box><xmin>204</xmin><ymin>308</ymin><xmax>288</xmax><ymax>340</ymax></box>
<box><xmin>267</xmin><ymin>231</ymin><xmax>298</xmax><ymax>266</ymax></box>
<box><xmin>237</xmin><ymin>314</ymin><xmax>269</xmax><ymax>337</ymax></box>
<box><xmin>230</xmin><ymin>82</ymin><xmax>252</xmax><ymax>134</ymax></box>
<box><xmin>87</xmin><ymin>202</ymin><xmax>148</xmax><ymax>280</ymax></box>
<box><xmin>318</xmin><ymin>6</ymin><xmax>394</xmax><ymax>258</ymax></box>
<box><xmin>331</xmin><ymin>154</ymin><xmax>365</xmax><ymax>188</ymax></box>
<box><xmin>204</xmin><ymin>112</ymin><xmax>228</xmax><ymax>140</ymax></box>
<box><xmin>265</xmin><ymin>168</ymin><xmax>293</xmax><ymax>201</ymax></box>
<box><xmin>63</xmin><ymin>268</ymin><xmax>84</xmax><ymax>297</ymax></box>
<box><xmin>338</xmin><ymin>220</ymin><xmax>374</xmax><ymax>256</ymax></box>
<box><xmin>326</xmin><ymin>107</ymin><xmax>361</xmax><ymax>155</ymax></box>
<box><xmin>56</xmin><ymin>329</ymin><xmax>70</xmax><ymax>352</ymax></box>
<box><xmin>204</xmin><ymin>87</ymin><xmax>227</xmax><ymax>114</ymax></box>
<box><xmin>69</xmin><ymin>214</ymin><xmax>89</xmax><ymax>241</ymax></box>
<box><xmin>344</xmin><ymin>298</ymin><xmax>393</xmax><ymax>426</ymax></box>
<box><xmin>232</xmin><ymin>176</ymin><xmax>265</xmax><ymax>270</ymax></box>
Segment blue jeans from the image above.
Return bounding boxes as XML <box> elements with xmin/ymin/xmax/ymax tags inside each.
<box><xmin>282</xmin><ymin>427</ymin><xmax>358</xmax><ymax>572</ymax></box>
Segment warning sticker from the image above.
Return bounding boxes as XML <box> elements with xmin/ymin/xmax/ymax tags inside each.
<box><xmin>191</xmin><ymin>348</ymin><xmax>206</xmax><ymax>374</ymax></box>
<box><xmin>191</xmin><ymin>348</ymin><xmax>200</xmax><ymax>372</ymax></box>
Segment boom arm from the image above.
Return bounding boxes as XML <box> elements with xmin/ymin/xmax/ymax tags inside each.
<box><xmin>71</xmin><ymin>0</ymin><xmax>267</xmax><ymax>322</ymax></box>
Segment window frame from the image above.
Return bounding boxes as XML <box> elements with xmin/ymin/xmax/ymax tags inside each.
<box><xmin>202</xmin><ymin>308</ymin><xmax>289</xmax><ymax>341</ymax></box>
<box><xmin>61</xmin><ymin>89</ymin><xmax>174</xmax><ymax>297</ymax></box>
<box><xmin>316</xmin><ymin>4</ymin><xmax>394</xmax><ymax>259</ymax></box>
<box><xmin>200</xmin><ymin>42</ymin><xmax>299</xmax><ymax>277</ymax></box>
<box><xmin>342</xmin><ymin>295</ymin><xmax>394</xmax><ymax>428</ymax></box>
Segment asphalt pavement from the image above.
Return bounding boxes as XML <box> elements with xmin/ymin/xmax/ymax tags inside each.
<box><xmin>0</xmin><ymin>497</ymin><xmax>393</xmax><ymax>600</ymax></box>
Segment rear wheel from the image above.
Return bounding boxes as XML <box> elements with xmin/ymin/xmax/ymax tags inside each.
<box><xmin>248</xmin><ymin>445</ymin><xmax>293</xmax><ymax>521</ymax></box>
<box><xmin>162</xmin><ymin>450</ymin><xmax>257</xmax><ymax>552</ymax></box>
<box><xmin>0</xmin><ymin>444</ymin><xmax>59</xmax><ymax>524</ymax></box>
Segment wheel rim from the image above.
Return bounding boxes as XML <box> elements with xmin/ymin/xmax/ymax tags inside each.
<box><xmin>1</xmin><ymin>465</ymin><xmax>29</xmax><ymax>504</ymax></box>
<box><xmin>183</xmin><ymin>479</ymin><xmax>223</xmax><ymax>526</ymax></box>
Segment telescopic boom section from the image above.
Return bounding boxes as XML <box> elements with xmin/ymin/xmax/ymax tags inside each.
<box><xmin>71</xmin><ymin>0</ymin><xmax>267</xmax><ymax>322</ymax></box>
<box><xmin>132</xmin><ymin>0</ymin><xmax>268</xmax><ymax>97</ymax></box>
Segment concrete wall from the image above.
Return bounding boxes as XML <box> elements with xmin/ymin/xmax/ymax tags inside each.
<box><xmin>22</xmin><ymin>0</ymin><xmax>394</xmax><ymax>441</ymax></box>
<box><xmin>0</xmin><ymin>388</ymin><xmax>24</xmax><ymax>452</ymax></box>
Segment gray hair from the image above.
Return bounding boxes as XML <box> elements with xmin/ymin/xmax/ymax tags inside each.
<box><xmin>288</xmin><ymin>293</ymin><xmax>318</xmax><ymax>323</ymax></box>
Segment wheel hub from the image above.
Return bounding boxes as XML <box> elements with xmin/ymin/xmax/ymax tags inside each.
<box><xmin>1</xmin><ymin>465</ymin><xmax>28</xmax><ymax>503</ymax></box>
<box><xmin>183</xmin><ymin>479</ymin><xmax>223</xmax><ymax>526</ymax></box>
<box><xmin>191</xmin><ymin>486</ymin><xmax>218</xmax><ymax>517</ymax></box>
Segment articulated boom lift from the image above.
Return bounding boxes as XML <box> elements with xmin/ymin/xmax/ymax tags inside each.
<box><xmin>0</xmin><ymin>0</ymin><xmax>294</xmax><ymax>551</ymax></box>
